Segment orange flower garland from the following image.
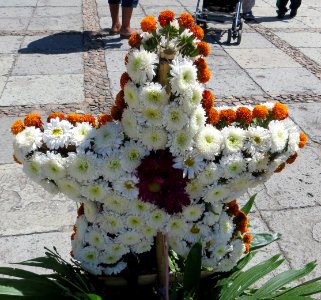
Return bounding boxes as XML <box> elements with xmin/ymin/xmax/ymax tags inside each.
<box><xmin>140</xmin><ymin>16</ymin><xmax>157</xmax><ymax>32</ymax></box>
<box><xmin>82</xmin><ymin>114</ymin><xmax>96</xmax><ymax>127</ymax></box>
<box><xmin>190</xmin><ymin>25</ymin><xmax>204</xmax><ymax>40</ymax></box>
<box><xmin>226</xmin><ymin>200</ymin><xmax>239</xmax><ymax>216</ymax></box>
<box><xmin>11</xmin><ymin>119</ymin><xmax>25</xmax><ymax>135</ymax></box>
<box><xmin>24</xmin><ymin>113</ymin><xmax>42</xmax><ymax>128</ymax></box>
<box><xmin>208</xmin><ymin>108</ymin><xmax>220</xmax><ymax>126</ymax></box>
<box><xmin>274</xmin><ymin>162</ymin><xmax>286</xmax><ymax>173</ymax></box>
<box><xmin>128</xmin><ymin>32</ymin><xmax>142</xmax><ymax>48</ymax></box>
<box><xmin>272</xmin><ymin>102</ymin><xmax>288</xmax><ymax>120</ymax></box>
<box><xmin>120</xmin><ymin>72</ymin><xmax>130</xmax><ymax>90</ymax></box>
<box><xmin>299</xmin><ymin>132</ymin><xmax>307</xmax><ymax>148</ymax></box>
<box><xmin>47</xmin><ymin>112</ymin><xmax>65</xmax><ymax>122</ymax></box>
<box><xmin>286</xmin><ymin>152</ymin><xmax>298</xmax><ymax>164</ymax></box>
<box><xmin>201</xmin><ymin>90</ymin><xmax>215</xmax><ymax>111</ymax></box>
<box><xmin>158</xmin><ymin>10</ymin><xmax>175</xmax><ymax>27</ymax></box>
<box><xmin>252</xmin><ymin>104</ymin><xmax>269</xmax><ymax>119</ymax></box>
<box><xmin>197</xmin><ymin>41</ymin><xmax>210</xmax><ymax>57</ymax></box>
<box><xmin>115</xmin><ymin>90</ymin><xmax>127</xmax><ymax>109</ymax></box>
<box><xmin>236</xmin><ymin>107</ymin><xmax>252</xmax><ymax>125</ymax></box>
<box><xmin>111</xmin><ymin>105</ymin><xmax>123</xmax><ymax>121</ymax></box>
<box><xmin>178</xmin><ymin>12</ymin><xmax>194</xmax><ymax>29</ymax></box>
<box><xmin>98</xmin><ymin>114</ymin><xmax>113</xmax><ymax>126</ymax></box>
<box><xmin>66</xmin><ymin>113</ymin><xmax>83</xmax><ymax>125</ymax></box>
<box><xmin>219</xmin><ymin>109</ymin><xmax>237</xmax><ymax>125</ymax></box>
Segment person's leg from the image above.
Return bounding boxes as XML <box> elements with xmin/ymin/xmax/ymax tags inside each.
<box><xmin>276</xmin><ymin>0</ymin><xmax>289</xmax><ymax>15</ymax></box>
<box><xmin>109</xmin><ymin>0</ymin><xmax>121</xmax><ymax>33</ymax></box>
<box><xmin>242</xmin><ymin>0</ymin><xmax>256</xmax><ymax>21</ymax></box>
<box><xmin>120</xmin><ymin>0</ymin><xmax>138</xmax><ymax>36</ymax></box>
<box><xmin>289</xmin><ymin>0</ymin><xmax>302</xmax><ymax>17</ymax></box>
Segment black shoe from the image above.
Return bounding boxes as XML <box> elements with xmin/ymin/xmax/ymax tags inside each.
<box><xmin>243</xmin><ymin>11</ymin><xmax>255</xmax><ymax>22</ymax></box>
<box><xmin>289</xmin><ymin>9</ymin><xmax>297</xmax><ymax>18</ymax></box>
<box><xmin>277</xmin><ymin>12</ymin><xmax>286</xmax><ymax>19</ymax></box>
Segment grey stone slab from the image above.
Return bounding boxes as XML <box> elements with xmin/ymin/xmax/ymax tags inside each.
<box><xmin>261</xmin><ymin>207</ymin><xmax>321</xmax><ymax>280</ymax></box>
<box><xmin>37</xmin><ymin>0</ymin><xmax>82</xmax><ymax>6</ymax></box>
<box><xmin>13</xmin><ymin>53</ymin><xmax>83</xmax><ymax>75</ymax></box>
<box><xmin>0</xmin><ymin>117</ymin><xmax>17</xmax><ymax>164</ymax></box>
<box><xmin>102</xmin><ymin>35</ymin><xmax>130</xmax><ymax>51</ymax></box>
<box><xmin>221</xmin><ymin>32</ymin><xmax>276</xmax><ymax>49</ymax></box>
<box><xmin>275</xmin><ymin>32</ymin><xmax>321</xmax><ymax>48</ymax></box>
<box><xmin>288</xmin><ymin>102</ymin><xmax>321</xmax><ymax>144</ymax></box>
<box><xmin>252</xmin><ymin>7</ymin><xmax>278</xmax><ymax>17</ymax></box>
<box><xmin>143</xmin><ymin>5</ymin><xmax>191</xmax><ymax>17</ymax></box>
<box><xmin>28</xmin><ymin>16</ymin><xmax>83</xmax><ymax>31</ymax></box>
<box><xmin>0</xmin><ymin>36</ymin><xmax>23</xmax><ymax>54</ymax></box>
<box><xmin>208</xmin><ymin>49</ymin><xmax>240</xmax><ymax>70</ymax></box>
<box><xmin>300</xmin><ymin>0</ymin><xmax>321</xmax><ymax>7</ymax></box>
<box><xmin>105</xmin><ymin>50</ymin><xmax>127</xmax><ymax>72</ymax></box>
<box><xmin>34</xmin><ymin>6</ymin><xmax>82</xmax><ymax>17</ymax></box>
<box><xmin>225</xmin><ymin>48</ymin><xmax>301</xmax><ymax>69</ymax></box>
<box><xmin>0</xmin><ymin>76</ymin><xmax>6</xmax><ymax>94</ymax></box>
<box><xmin>100</xmin><ymin>16</ymin><xmax>141</xmax><ymax>31</ymax></box>
<box><xmin>256</xmin><ymin>0</ymin><xmax>274</xmax><ymax>7</ymax></box>
<box><xmin>259</xmin><ymin>17</ymin><xmax>308</xmax><ymax>29</ymax></box>
<box><xmin>0</xmin><ymin>18</ymin><xmax>29</xmax><ymax>31</ymax></box>
<box><xmin>0</xmin><ymin>0</ymin><xmax>37</xmax><ymax>6</ymax></box>
<box><xmin>207</xmin><ymin>68</ymin><xmax>265</xmax><ymax>97</ymax></box>
<box><xmin>0</xmin><ymin>54</ymin><xmax>15</xmax><ymax>76</ymax></box>
<box><xmin>142</xmin><ymin>0</ymin><xmax>180</xmax><ymax>6</ymax></box>
<box><xmin>296</xmin><ymin>16</ymin><xmax>321</xmax><ymax>28</ymax></box>
<box><xmin>247</xmin><ymin>67</ymin><xmax>321</xmax><ymax>96</ymax></box>
<box><xmin>0</xmin><ymin>164</ymin><xmax>76</xmax><ymax>236</ymax></box>
<box><xmin>0</xmin><ymin>7</ymin><xmax>33</xmax><ymax>18</ymax></box>
<box><xmin>19</xmin><ymin>34</ymin><xmax>83</xmax><ymax>54</ymax></box>
<box><xmin>108</xmin><ymin>71</ymin><xmax>124</xmax><ymax>101</ymax></box>
<box><xmin>0</xmin><ymin>74</ymin><xmax>84</xmax><ymax>106</ymax></box>
<box><xmin>300</xmin><ymin>48</ymin><xmax>321</xmax><ymax>66</ymax></box>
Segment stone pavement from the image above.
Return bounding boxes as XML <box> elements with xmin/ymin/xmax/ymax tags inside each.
<box><xmin>0</xmin><ymin>0</ymin><xmax>321</xmax><ymax>285</ymax></box>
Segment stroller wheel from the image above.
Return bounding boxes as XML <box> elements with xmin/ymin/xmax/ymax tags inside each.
<box><xmin>236</xmin><ymin>30</ymin><xmax>242</xmax><ymax>45</ymax></box>
<box><xmin>227</xmin><ymin>29</ymin><xmax>232</xmax><ymax>44</ymax></box>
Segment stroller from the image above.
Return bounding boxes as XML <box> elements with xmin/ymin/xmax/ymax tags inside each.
<box><xmin>194</xmin><ymin>0</ymin><xmax>244</xmax><ymax>45</ymax></box>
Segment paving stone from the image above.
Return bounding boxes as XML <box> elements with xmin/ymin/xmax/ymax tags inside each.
<box><xmin>0</xmin><ymin>54</ymin><xmax>15</xmax><ymax>76</ymax></box>
<box><xmin>143</xmin><ymin>5</ymin><xmax>190</xmax><ymax>17</ymax></box>
<box><xmin>226</xmin><ymin>48</ymin><xmax>301</xmax><ymax>69</ymax></box>
<box><xmin>221</xmin><ymin>32</ymin><xmax>276</xmax><ymax>49</ymax></box>
<box><xmin>13</xmin><ymin>53</ymin><xmax>83</xmax><ymax>76</ymax></box>
<box><xmin>0</xmin><ymin>18</ymin><xmax>29</xmax><ymax>31</ymax></box>
<box><xmin>300</xmin><ymin>0</ymin><xmax>321</xmax><ymax>7</ymax></box>
<box><xmin>259</xmin><ymin>18</ymin><xmax>308</xmax><ymax>29</ymax></box>
<box><xmin>102</xmin><ymin>35</ymin><xmax>130</xmax><ymax>52</ymax></box>
<box><xmin>252</xmin><ymin>7</ymin><xmax>278</xmax><ymax>17</ymax></box>
<box><xmin>208</xmin><ymin>49</ymin><xmax>240</xmax><ymax>70</ymax></box>
<box><xmin>0</xmin><ymin>76</ymin><xmax>6</xmax><ymax>94</ymax></box>
<box><xmin>37</xmin><ymin>0</ymin><xmax>82</xmax><ymax>6</ymax></box>
<box><xmin>299</xmin><ymin>48</ymin><xmax>321</xmax><ymax>66</ymax></box>
<box><xmin>108</xmin><ymin>71</ymin><xmax>124</xmax><ymax>100</ymax></box>
<box><xmin>0</xmin><ymin>74</ymin><xmax>84</xmax><ymax>106</ymax></box>
<box><xmin>0</xmin><ymin>164</ymin><xmax>76</xmax><ymax>236</ymax></box>
<box><xmin>296</xmin><ymin>16</ymin><xmax>321</xmax><ymax>28</ymax></box>
<box><xmin>0</xmin><ymin>0</ymin><xmax>37</xmax><ymax>6</ymax></box>
<box><xmin>0</xmin><ymin>117</ymin><xmax>16</xmax><ymax>165</ymax></box>
<box><xmin>28</xmin><ymin>16</ymin><xmax>83</xmax><ymax>31</ymax></box>
<box><xmin>287</xmin><ymin>102</ymin><xmax>321</xmax><ymax>144</ymax></box>
<box><xmin>0</xmin><ymin>7</ymin><xmax>33</xmax><ymax>18</ymax></box>
<box><xmin>255</xmin><ymin>0</ymin><xmax>274</xmax><ymax>7</ymax></box>
<box><xmin>34</xmin><ymin>6</ymin><xmax>82</xmax><ymax>17</ymax></box>
<box><xmin>275</xmin><ymin>32</ymin><xmax>321</xmax><ymax>48</ymax></box>
<box><xmin>247</xmin><ymin>67</ymin><xmax>321</xmax><ymax>95</ymax></box>
<box><xmin>105</xmin><ymin>50</ymin><xmax>127</xmax><ymax>72</ymax></box>
<box><xmin>0</xmin><ymin>36</ymin><xmax>23</xmax><ymax>54</ymax></box>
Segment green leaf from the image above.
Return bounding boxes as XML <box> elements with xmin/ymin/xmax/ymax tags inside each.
<box><xmin>85</xmin><ymin>294</ymin><xmax>103</xmax><ymax>300</ymax></box>
<box><xmin>183</xmin><ymin>242</ymin><xmax>202</xmax><ymax>298</ymax></box>
<box><xmin>252</xmin><ymin>261</ymin><xmax>317</xmax><ymax>298</ymax></box>
<box><xmin>241</xmin><ymin>194</ymin><xmax>257</xmax><ymax>215</ymax></box>
<box><xmin>219</xmin><ymin>254</ymin><xmax>284</xmax><ymax>300</ymax></box>
<box><xmin>250</xmin><ymin>232</ymin><xmax>281</xmax><ymax>251</ymax></box>
<box><xmin>0</xmin><ymin>267</ymin><xmax>45</xmax><ymax>280</ymax></box>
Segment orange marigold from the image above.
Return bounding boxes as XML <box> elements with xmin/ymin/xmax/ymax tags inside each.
<box><xmin>120</xmin><ymin>72</ymin><xmax>130</xmax><ymax>90</ymax></box>
<box><xmin>11</xmin><ymin>119</ymin><xmax>25</xmax><ymax>135</ymax></box>
<box><xmin>128</xmin><ymin>32</ymin><xmax>142</xmax><ymax>48</ymax></box>
<box><xmin>236</xmin><ymin>106</ymin><xmax>253</xmax><ymax>125</ymax></box>
<box><xmin>220</xmin><ymin>108</ymin><xmax>237</xmax><ymax>124</ymax></box>
<box><xmin>299</xmin><ymin>132</ymin><xmax>307</xmax><ymax>148</ymax></box>
<box><xmin>111</xmin><ymin>105</ymin><xmax>123</xmax><ymax>121</ymax></box>
<box><xmin>197</xmin><ymin>41</ymin><xmax>210</xmax><ymax>57</ymax></box>
<box><xmin>235</xmin><ymin>210</ymin><xmax>248</xmax><ymax>234</ymax></box>
<box><xmin>198</xmin><ymin>67</ymin><xmax>211</xmax><ymax>83</ymax></box>
<box><xmin>272</xmin><ymin>102</ymin><xmax>288</xmax><ymax>120</ymax></box>
<box><xmin>245</xmin><ymin>243</ymin><xmax>250</xmax><ymax>254</ymax></box>
<box><xmin>24</xmin><ymin>113</ymin><xmax>42</xmax><ymax>128</ymax></box>
<box><xmin>202</xmin><ymin>90</ymin><xmax>215</xmax><ymax>111</ymax></box>
<box><xmin>178</xmin><ymin>12</ymin><xmax>194</xmax><ymax>29</ymax></box>
<box><xmin>141</xmin><ymin>16</ymin><xmax>157</xmax><ymax>32</ymax></box>
<box><xmin>227</xmin><ymin>199</ymin><xmax>239</xmax><ymax>216</ymax></box>
<box><xmin>158</xmin><ymin>10</ymin><xmax>175</xmax><ymax>27</ymax></box>
<box><xmin>286</xmin><ymin>152</ymin><xmax>298</xmax><ymax>164</ymax></box>
<box><xmin>208</xmin><ymin>108</ymin><xmax>220</xmax><ymax>125</ymax></box>
<box><xmin>115</xmin><ymin>90</ymin><xmax>127</xmax><ymax>109</ymax></box>
<box><xmin>274</xmin><ymin>162</ymin><xmax>286</xmax><ymax>173</ymax></box>
<box><xmin>194</xmin><ymin>57</ymin><xmax>208</xmax><ymax>70</ymax></box>
<box><xmin>252</xmin><ymin>104</ymin><xmax>269</xmax><ymax>119</ymax></box>
<box><xmin>66</xmin><ymin>113</ymin><xmax>83</xmax><ymax>125</ymax></box>
<box><xmin>98</xmin><ymin>113</ymin><xmax>113</xmax><ymax>126</ymax></box>
<box><xmin>47</xmin><ymin>112</ymin><xmax>65</xmax><ymax>122</ymax></box>
<box><xmin>82</xmin><ymin>114</ymin><xmax>96</xmax><ymax>127</ymax></box>
<box><xmin>243</xmin><ymin>233</ymin><xmax>253</xmax><ymax>244</ymax></box>
<box><xmin>190</xmin><ymin>25</ymin><xmax>204</xmax><ymax>40</ymax></box>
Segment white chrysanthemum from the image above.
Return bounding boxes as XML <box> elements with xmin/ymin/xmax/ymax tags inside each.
<box><xmin>246</xmin><ymin>126</ymin><xmax>271</xmax><ymax>154</ymax></box>
<box><xmin>84</xmin><ymin>202</ymin><xmax>99</xmax><ymax>223</ymax></box>
<box><xmin>222</xmin><ymin>126</ymin><xmax>247</xmax><ymax>154</ymax></box>
<box><xmin>126</xmin><ymin>215</ymin><xmax>143</xmax><ymax>230</ymax></box>
<box><xmin>131</xmin><ymin>199</ymin><xmax>152</xmax><ymax>215</ymax></box>
<box><xmin>43</xmin><ymin>118</ymin><xmax>72</xmax><ymax>149</ymax></box>
<box><xmin>56</xmin><ymin>177</ymin><xmax>81</xmax><ymax>199</ymax></box>
<box><xmin>23</xmin><ymin>157</ymin><xmax>43</xmax><ymax>182</ymax></box>
<box><xmin>203</xmin><ymin>211</ymin><xmax>220</xmax><ymax>226</ymax></box>
<box><xmin>141</xmin><ymin>82</ymin><xmax>169</xmax><ymax>107</ymax></box>
<box><xmin>196</xmin><ymin>125</ymin><xmax>224</xmax><ymax>159</ymax></box>
<box><xmin>77</xmin><ymin>246</ymin><xmax>99</xmax><ymax>264</ymax></box>
<box><xmin>181</xmin><ymin>84</ymin><xmax>204</xmax><ymax>114</ymax></box>
<box><xmin>40</xmin><ymin>179</ymin><xmax>59</xmax><ymax>194</ymax></box>
<box><xmin>170</xmin><ymin>58</ymin><xmax>197</xmax><ymax>95</ymax></box>
<box><xmin>288</xmin><ymin>130</ymin><xmax>300</xmax><ymax>153</ymax></box>
<box><xmin>170</xmin><ymin>19</ymin><xmax>179</xmax><ymax>29</ymax></box>
<box><xmin>180</xmin><ymin>28</ymin><xmax>193</xmax><ymax>39</ymax></box>
<box><xmin>104</xmin><ymin>261</ymin><xmax>127</xmax><ymax>275</ymax></box>
<box><xmin>173</xmin><ymin>151</ymin><xmax>205</xmax><ymax>179</ymax></box>
<box><xmin>82</xmin><ymin>263</ymin><xmax>102</xmax><ymax>276</ymax></box>
<box><xmin>183</xmin><ymin>204</ymin><xmax>204</xmax><ymax>221</ymax></box>
<box><xmin>269</xmin><ymin>120</ymin><xmax>289</xmax><ymax>153</ymax></box>
<box><xmin>70</xmin><ymin>122</ymin><xmax>93</xmax><ymax>147</ymax></box>
<box><xmin>121</xmin><ymin>109</ymin><xmax>141</xmax><ymax>140</ymax></box>
<box><xmin>185</xmin><ymin>178</ymin><xmax>203</xmax><ymax>200</ymax></box>
<box><xmin>141</xmin><ymin>127</ymin><xmax>167</xmax><ymax>151</ymax></box>
<box><xmin>248</xmin><ymin>153</ymin><xmax>269</xmax><ymax>172</ymax></box>
<box><xmin>120</xmin><ymin>141</ymin><xmax>148</xmax><ymax>172</ymax></box>
<box><xmin>204</xmin><ymin>185</ymin><xmax>229</xmax><ymax>204</ymax></box>
<box><xmin>113</xmin><ymin>175</ymin><xmax>139</xmax><ymax>199</ymax></box>
<box><xmin>43</xmin><ymin>153</ymin><xmax>66</xmax><ymax>180</ymax></box>
<box><xmin>140</xmin><ymin>31</ymin><xmax>153</xmax><ymax>42</ymax></box>
<box><xmin>101</xmin><ymin>152</ymin><xmax>124</xmax><ymax>181</ymax></box>
<box><xmin>105</xmin><ymin>243</ymin><xmax>130</xmax><ymax>257</ymax></box>
<box><xmin>127</xmin><ymin>49</ymin><xmax>157</xmax><ymax>85</ymax></box>
<box><xmin>93</xmin><ymin>123</ymin><xmax>122</xmax><ymax>154</ymax></box>
<box><xmin>15</xmin><ymin>126</ymin><xmax>43</xmax><ymax>154</ymax></box>
<box><xmin>124</xmin><ymin>81</ymin><xmax>140</xmax><ymax>109</ymax></box>
<box><xmin>167</xmin><ymin>216</ymin><xmax>188</xmax><ymax>237</ymax></box>
<box><xmin>100</xmin><ymin>213</ymin><xmax>124</xmax><ymax>234</ymax></box>
<box><xmin>143</xmin><ymin>225</ymin><xmax>156</xmax><ymax>238</ymax></box>
<box><xmin>216</xmin><ymin>257</ymin><xmax>236</xmax><ymax>272</ymax></box>
<box><xmin>212</xmin><ymin>242</ymin><xmax>231</xmax><ymax>261</ymax></box>
<box><xmin>219</xmin><ymin>212</ymin><xmax>234</xmax><ymax>242</ymax></box>
<box><xmin>117</xmin><ymin>230</ymin><xmax>140</xmax><ymax>246</ymax></box>
<box><xmin>74</xmin><ymin>215</ymin><xmax>88</xmax><ymax>241</ymax></box>
<box><xmin>230</xmin><ymin>239</ymin><xmax>246</xmax><ymax>261</ymax></box>
<box><xmin>132</xmin><ymin>239</ymin><xmax>153</xmax><ymax>254</ymax></box>
<box><xmin>189</xmin><ymin>105</ymin><xmax>207</xmax><ymax>133</ymax></box>
<box><xmin>164</xmin><ymin>103</ymin><xmax>188</xmax><ymax>131</ymax></box>
<box><xmin>228</xmin><ymin>174</ymin><xmax>253</xmax><ymax>196</ymax></box>
<box><xmin>86</xmin><ymin>229</ymin><xmax>105</xmax><ymax>250</ymax></box>
<box><xmin>169</xmin><ymin>238</ymin><xmax>189</xmax><ymax>258</ymax></box>
<box><xmin>103</xmin><ymin>193</ymin><xmax>129</xmax><ymax>214</ymax></box>
<box><xmin>148</xmin><ymin>209</ymin><xmax>167</xmax><ymax>230</ymax></box>
<box><xmin>99</xmin><ymin>251</ymin><xmax>122</xmax><ymax>265</ymax></box>
<box><xmin>220</xmin><ymin>153</ymin><xmax>246</xmax><ymax>179</ymax></box>
<box><xmin>169</xmin><ymin>128</ymin><xmax>193</xmax><ymax>155</ymax></box>
<box><xmin>199</xmin><ymin>162</ymin><xmax>222</xmax><ymax>185</ymax></box>
<box><xmin>68</xmin><ymin>153</ymin><xmax>97</xmax><ymax>182</ymax></box>
<box><xmin>81</xmin><ymin>182</ymin><xmax>107</xmax><ymax>202</ymax></box>
<box><xmin>184</xmin><ymin>224</ymin><xmax>203</xmax><ymax>243</ymax></box>
<box><xmin>141</xmin><ymin>106</ymin><xmax>164</xmax><ymax>127</ymax></box>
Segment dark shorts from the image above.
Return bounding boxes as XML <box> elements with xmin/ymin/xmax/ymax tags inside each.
<box><xmin>108</xmin><ymin>0</ymin><xmax>139</xmax><ymax>8</ymax></box>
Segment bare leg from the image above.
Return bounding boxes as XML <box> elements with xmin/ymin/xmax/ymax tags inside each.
<box><xmin>120</xmin><ymin>6</ymin><xmax>135</xmax><ymax>36</ymax></box>
<box><xmin>109</xmin><ymin>4</ymin><xmax>121</xmax><ymax>33</ymax></box>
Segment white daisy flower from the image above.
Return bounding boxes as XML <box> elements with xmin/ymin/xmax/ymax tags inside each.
<box><xmin>103</xmin><ymin>193</ymin><xmax>129</xmax><ymax>214</ymax></box>
<box><xmin>203</xmin><ymin>211</ymin><xmax>220</xmax><ymax>226</ymax></box>
<box><xmin>131</xmin><ymin>239</ymin><xmax>153</xmax><ymax>254</ymax></box>
<box><xmin>117</xmin><ymin>230</ymin><xmax>140</xmax><ymax>246</ymax></box>
<box><xmin>56</xmin><ymin>177</ymin><xmax>81</xmax><ymax>199</ymax></box>
<box><xmin>141</xmin><ymin>106</ymin><xmax>164</xmax><ymax>127</ymax></box>
<box><xmin>143</xmin><ymin>225</ymin><xmax>156</xmax><ymax>238</ymax></box>
<box><xmin>99</xmin><ymin>251</ymin><xmax>122</xmax><ymax>265</ymax></box>
<box><xmin>15</xmin><ymin>126</ymin><xmax>43</xmax><ymax>154</ymax></box>
<box><xmin>220</xmin><ymin>153</ymin><xmax>246</xmax><ymax>179</ymax></box>
<box><xmin>199</xmin><ymin>162</ymin><xmax>222</xmax><ymax>185</ymax></box>
<box><xmin>93</xmin><ymin>123</ymin><xmax>122</xmax><ymax>155</ymax></box>
<box><xmin>167</xmin><ymin>216</ymin><xmax>188</xmax><ymax>237</ymax></box>
<box><xmin>42</xmin><ymin>153</ymin><xmax>66</xmax><ymax>180</ymax></box>
<box><xmin>126</xmin><ymin>215</ymin><xmax>143</xmax><ymax>230</ymax></box>
<box><xmin>141</xmin><ymin>82</ymin><xmax>169</xmax><ymax>107</ymax></box>
<box><xmin>189</xmin><ymin>105</ymin><xmax>207</xmax><ymax>133</ymax></box>
<box><xmin>169</xmin><ymin>238</ymin><xmax>189</xmax><ymax>258</ymax></box>
<box><xmin>216</xmin><ymin>257</ymin><xmax>236</xmax><ymax>272</ymax></box>
<box><xmin>76</xmin><ymin>246</ymin><xmax>99</xmax><ymax>264</ymax></box>
<box><xmin>141</xmin><ymin>127</ymin><xmax>167</xmax><ymax>151</ymax></box>
<box><xmin>101</xmin><ymin>152</ymin><xmax>125</xmax><ymax>181</ymax></box>
<box><xmin>68</xmin><ymin>153</ymin><xmax>97</xmax><ymax>182</ymax></box>
<box><xmin>196</xmin><ymin>125</ymin><xmax>224</xmax><ymax>159</ymax></box>
<box><xmin>82</xmin><ymin>263</ymin><xmax>102</xmax><ymax>275</ymax></box>
<box><xmin>124</xmin><ymin>81</ymin><xmax>140</xmax><ymax>109</ymax></box>
<box><xmin>43</xmin><ymin>118</ymin><xmax>72</xmax><ymax>149</ymax></box>
<box><xmin>219</xmin><ymin>212</ymin><xmax>234</xmax><ymax>242</ymax></box>
<box><xmin>105</xmin><ymin>243</ymin><xmax>130</xmax><ymax>257</ymax></box>
<box><xmin>248</xmin><ymin>153</ymin><xmax>269</xmax><ymax>172</ymax></box>
<box><xmin>185</xmin><ymin>178</ymin><xmax>203</xmax><ymax>200</ymax></box>
<box><xmin>40</xmin><ymin>179</ymin><xmax>59</xmax><ymax>194</ymax></box>
<box><xmin>23</xmin><ymin>157</ymin><xmax>43</xmax><ymax>182</ymax></box>
<box><xmin>100</xmin><ymin>213</ymin><xmax>124</xmax><ymax>234</ymax></box>
<box><xmin>181</xmin><ymin>84</ymin><xmax>204</xmax><ymax>114</ymax></box>
<box><xmin>269</xmin><ymin>120</ymin><xmax>289</xmax><ymax>153</ymax></box>
<box><xmin>230</xmin><ymin>239</ymin><xmax>246</xmax><ymax>262</ymax></box>
<box><xmin>179</xmin><ymin>28</ymin><xmax>193</xmax><ymax>39</ymax></box>
<box><xmin>183</xmin><ymin>204</ymin><xmax>204</xmax><ymax>221</ymax></box>
<box><xmin>120</xmin><ymin>141</ymin><xmax>148</xmax><ymax>172</ymax></box>
<box><xmin>228</xmin><ymin>174</ymin><xmax>253</xmax><ymax>197</ymax></box>
<box><xmin>86</xmin><ymin>229</ymin><xmax>105</xmax><ymax>250</ymax></box>
<box><xmin>84</xmin><ymin>201</ymin><xmax>99</xmax><ymax>223</ymax></box>
<box><xmin>164</xmin><ymin>103</ymin><xmax>188</xmax><ymax>131</ymax></box>
<box><xmin>246</xmin><ymin>126</ymin><xmax>271</xmax><ymax>154</ymax></box>
<box><xmin>184</xmin><ymin>224</ymin><xmax>203</xmax><ymax>243</ymax></box>
<box><xmin>173</xmin><ymin>151</ymin><xmax>205</xmax><ymax>179</ymax></box>
<box><xmin>222</xmin><ymin>126</ymin><xmax>247</xmax><ymax>154</ymax></box>
<box><xmin>127</xmin><ymin>49</ymin><xmax>157</xmax><ymax>85</ymax></box>
<box><xmin>70</xmin><ymin>122</ymin><xmax>93</xmax><ymax>147</ymax></box>
<box><xmin>81</xmin><ymin>182</ymin><xmax>107</xmax><ymax>202</ymax></box>
<box><xmin>169</xmin><ymin>128</ymin><xmax>193</xmax><ymax>156</ymax></box>
<box><xmin>131</xmin><ymin>199</ymin><xmax>152</xmax><ymax>215</ymax></box>
<box><xmin>140</xmin><ymin>31</ymin><xmax>153</xmax><ymax>42</ymax></box>
<box><xmin>288</xmin><ymin>130</ymin><xmax>300</xmax><ymax>153</ymax></box>
<box><xmin>204</xmin><ymin>185</ymin><xmax>229</xmax><ymax>204</ymax></box>
<box><xmin>113</xmin><ymin>175</ymin><xmax>139</xmax><ymax>199</ymax></box>
<box><xmin>148</xmin><ymin>209</ymin><xmax>167</xmax><ymax>230</ymax></box>
<box><xmin>121</xmin><ymin>108</ymin><xmax>141</xmax><ymax>140</ymax></box>
<box><xmin>104</xmin><ymin>261</ymin><xmax>127</xmax><ymax>275</ymax></box>
<box><xmin>74</xmin><ymin>215</ymin><xmax>88</xmax><ymax>241</ymax></box>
